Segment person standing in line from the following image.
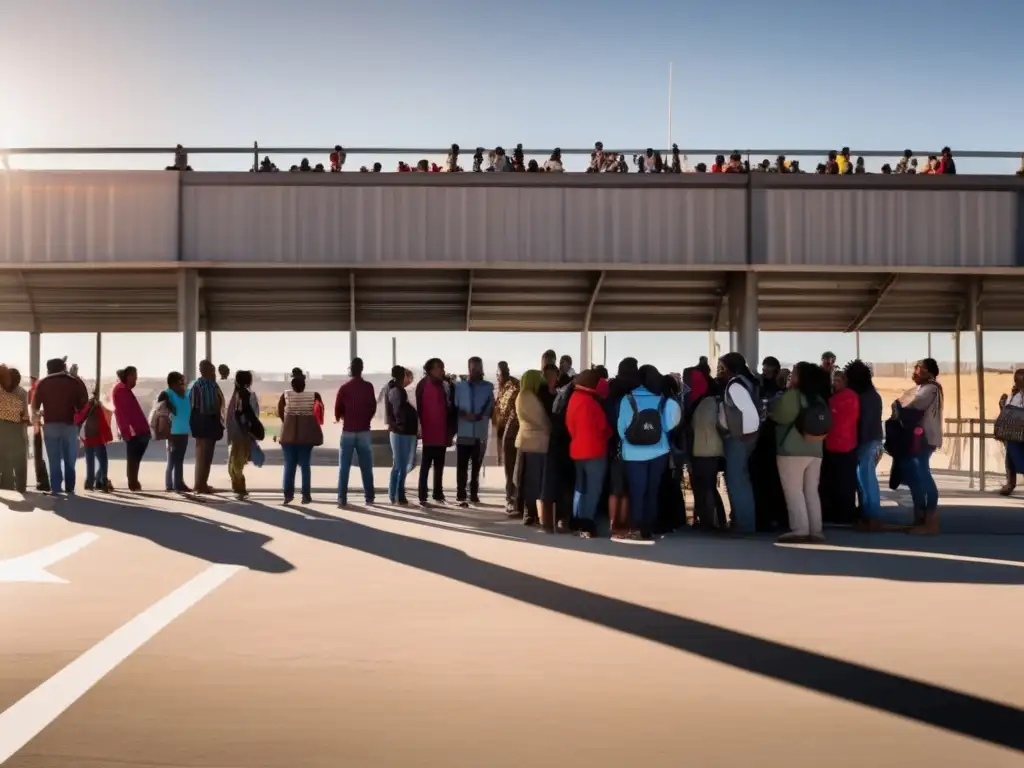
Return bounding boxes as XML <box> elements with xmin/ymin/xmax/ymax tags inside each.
<box><xmin>565</xmin><ymin>369</ymin><xmax>611</xmax><ymax>538</ymax></box>
<box><xmin>277</xmin><ymin>371</ymin><xmax>323</xmax><ymax>505</ymax></box>
<box><xmin>416</xmin><ymin>358</ymin><xmax>455</xmax><ymax>506</ymax></box>
<box><xmin>685</xmin><ymin>367</ymin><xmax>726</xmax><ymax>530</ymax></box>
<box><xmin>334</xmin><ymin>357</ymin><xmax>377</xmax><ymax>507</ymax></box>
<box><xmin>515</xmin><ymin>369</ymin><xmax>552</xmax><ymax>529</ymax></box>
<box><xmin>822</xmin><ymin>370</ymin><xmax>860</xmax><ymax>525</ymax></box>
<box><xmin>897</xmin><ymin>358</ymin><xmax>944</xmax><ymax>535</ymax></box>
<box><xmin>162</xmin><ymin>372</ymin><xmax>192</xmax><ymax>493</ymax></box>
<box><xmin>716</xmin><ymin>352</ymin><xmax>762</xmax><ymax>534</ymax></box>
<box><xmin>0</xmin><ymin>366</ymin><xmax>30</xmax><ymax>492</ymax></box>
<box><xmin>28</xmin><ymin>376</ymin><xmax>50</xmax><ymax>492</ymax></box>
<box><xmin>454</xmin><ymin>357</ymin><xmax>493</xmax><ymax>507</ymax></box>
<box><xmin>844</xmin><ymin>360</ymin><xmax>885</xmax><ymax>529</ymax></box>
<box><xmin>226</xmin><ymin>370</ymin><xmax>259</xmax><ymax>500</ymax></box>
<box><xmin>31</xmin><ymin>358</ymin><xmax>89</xmax><ymax>496</ymax></box>
<box><xmin>188</xmin><ymin>359</ymin><xmax>225</xmax><ymax>494</ymax></box>
<box><xmin>111</xmin><ymin>366</ymin><xmax>151</xmax><ymax>492</ymax></box>
<box><xmin>76</xmin><ymin>392</ymin><xmax>113</xmax><ymax>493</ymax></box>
<box><xmin>606</xmin><ymin>358</ymin><xmax>641</xmax><ymax>539</ymax></box>
<box><xmin>493</xmin><ymin>362</ymin><xmax>521</xmax><ymax>516</ymax></box>
<box><xmin>616</xmin><ymin>365</ymin><xmax>681</xmax><ymax>540</ymax></box>
<box><xmin>385</xmin><ymin>366</ymin><xmax>417</xmax><ymax>505</ymax></box>
<box><xmin>998</xmin><ymin>369</ymin><xmax>1024</xmax><ymax>496</ymax></box>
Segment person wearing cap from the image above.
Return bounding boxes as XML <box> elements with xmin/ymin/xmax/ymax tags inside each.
<box><xmin>31</xmin><ymin>358</ymin><xmax>89</xmax><ymax>495</ymax></box>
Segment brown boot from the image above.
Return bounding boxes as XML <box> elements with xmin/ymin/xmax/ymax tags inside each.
<box><xmin>539</xmin><ymin>501</ymin><xmax>555</xmax><ymax>533</ymax></box>
<box><xmin>909</xmin><ymin>508</ymin><xmax>939</xmax><ymax>535</ymax></box>
<box><xmin>998</xmin><ymin>483</ymin><xmax>1015</xmax><ymax>497</ymax></box>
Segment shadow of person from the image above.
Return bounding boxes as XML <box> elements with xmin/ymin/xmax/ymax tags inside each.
<box><xmin>213</xmin><ymin>501</ymin><xmax>1024</xmax><ymax>753</ymax></box>
<box><xmin>51</xmin><ymin>494</ymin><xmax>294</xmax><ymax>574</ymax></box>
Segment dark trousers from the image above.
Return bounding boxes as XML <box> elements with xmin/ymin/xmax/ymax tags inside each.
<box><xmin>125</xmin><ymin>435</ymin><xmax>150</xmax><ymax>488</ymax></box>
<box><xmin>418</xmin><ymin>445</ymin><xmax>447</xmax><ymax>502</ymax></box>
<box><xmin>1006</xmin><ymin>449</ymin><xmax>1017</xmax><ymax>489</ymax></box>
<box><xmin>502</xmin><ymin>431</ymin><xmax>520</xmax><ymax>508</ymax></box>
<box><xmin>33</xmin><ymin>430</ymin><xmax>50</xmax><ymax>490</ymax></box>
<box><xmin>690</xmin><ymin>456</ymin><xmax>725</xmax><ymax>529</ymax></box>
<box><xmin>456</xmin><ymin>440</ymin><xmax>483</xmax><ymax>501</ymax></box>
<box><xmin>166</xmin><ymin>434</ymin><xmax>189</xmax><ymax>491</ymax></box>
<box><xmin>822</xmin><ymin>449</ymin><xmax>858</xmax><ymax>524</ymax></box>
<box><xmin>626</xmin><ymin>454</ymin><xmax>669</xmax><ymax>537</ymax></box>
<box><xmin>194</xmin><ymin>438</ymin><xmax>216</xmax><ymax>490</ymax></box>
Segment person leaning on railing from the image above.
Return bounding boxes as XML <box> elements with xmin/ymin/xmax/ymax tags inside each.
<box><xmin>996</xmin><ymin>368</ymin><xmax>1024</xmax><ymax>496</ymax></box>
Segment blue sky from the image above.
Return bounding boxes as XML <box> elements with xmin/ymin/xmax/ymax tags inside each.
<box><xmin>2</xmin><ymin>0</ymin><xmax>1023</xmax><ymax>377</ymax></box>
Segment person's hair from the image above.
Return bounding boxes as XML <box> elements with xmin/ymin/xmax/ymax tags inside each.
<box><xmin>821</xmin><ymin>351</ymin><xmax>836</xmax><ymax>362</ymax></box>
<box><xmin>391</xmin><ymin>364</ymin><xmax>405</xmax><ymax>381</ymax></box>
<box><xmin>497</xmin><ymin>361</ymin><xmax>510</xmax><ymax>377</ymax></box>
<box><xmin>235</xmin><ymin>369</ymin><xmax>253</xmax><ymax>389</ymax></box>
<box><xmin>350</xmin><ymin>357</ymin><xmax>364</xmax><ymax>376</ymax></box>
<box><xmin>166</xmin><ymin>371</ymin><xmax>184</xmax><ymax>388</ymax></box>
<box><xmin>793</xmin><ymin>361</ymin><xmax>825</xmax><ymax>398</ymax></box>
<box><xmin>290</xmin><ymin>367</ymin><xmax>303</xmax><ymax>378</ymax></box>
<box><xmin>559</xmin><ymin>355</ymin><xmax>572</xmax><ymax>366</ymax></box>
<box><xmin>762</xmin><ymin>356</ymin><xmax>780</xmax><ymax>368</ymax></box>
<box><xmin>199</xmin><ymin>359</ymin><xmax>215</xmax><ymax>376</ymax></box>
<box><xmin>0</xmin><ymin>365</ymin><xmax>11</xmax><ymax>393</ymax></box>
<box><xmin>116</xmin><ymin>366</ymin><xmax>137</xmax><ymax>383</ymax></box>
<box><xmin>1015</xmin><ymin>368</ymin><xmax>1024</xmax><ymax>379</ymax></box>
<box><xmin>593</xmin><ymin>365</ymin><xmax>609</xmax><ymax>380</ymax></box>
<box><xmin>661</xmin><ymin>374</ymin><xmax>680</xmax><ymax>398</ymax></box>
<box><xmin>919</xmin><ymin>358</ymin><xmax>940</xmax><ymax>379</ymax></box>
<box><xmin>291</xmin><ymin>373</ymin><xmax>307</xmax><ymax>392</ymax></box>
<box><xmin>468</xmin><ymin>356</ymin><xmax>482</xmax><ymax>367</ymax></box>
<box><xmin>843</xmin><ymin>359</ymin><xmax>873</xmax><ymax>393</ymax></box>
<box><xmin>616</xmin><ymin>357</ymin><xmax>639</xmax><ymax>379</ymax></box>
<box><xmin>541</xmin><ymin>349</ymin><xmax>557</xmax><ymax>367</ymax></box>
<box><xmin>637</xmin><ymin>364</ymin><xmax>662</xmax><ymax>393</ymax></box>
<box><xmin>719</xmin><ymin>352</ymin><xmax>752</xmax><ymax>378</ymax></box>
<box><xmin>46</xmin><ymin>358</ymin><xmax>66</xmax><ymax>375</ymax></box>
<box><xmin>574</xmin><ymin>369</ymin><xmax>600</xmax><ymax>390</ymax></box>
<box><xmin>424</xmin><ymin>357</ymin><xmax>443</xmax><ymax>375</ymax></box>
<box><xmin>520</xmin><ymin>369</ymin><xmax>544</xmax><ymax>394</ymax></box>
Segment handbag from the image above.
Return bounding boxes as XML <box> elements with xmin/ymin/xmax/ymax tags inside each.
<box><xmin>994</xmin><ymin>404</ymin><xmax>1024</xmax><ymax>443</ymax></box>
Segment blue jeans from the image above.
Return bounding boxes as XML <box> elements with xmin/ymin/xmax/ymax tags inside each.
<box><xmin>856</xmin><ymin>440</ymin><xmax>882</xmax><ymax>519</ymax></box>
<box><xmin>166</xmin><ymin>434</ymin><xmax>189</xmax><ymax>491</ymax></box>
<box><xmin>626</xmin><ymin>454</ymin><xmax>669</xmax><ymax>535</ymax></box>
<box><xmin>389</xmin><ymin>433</ymin><xmax>417</xmax><ymax>501</ymax></box>
<box><xmin>43</xmin><ymin>423</ymin><xmax>79</xmax><ymax>494</ymax></box>
<box><xmin>338</xmin><ymin>431</ymin><xmax>374</xmax><ymax>503</ymax></box>
<box><xmin>84</xmin><ymin>444</ymin><xmax>108</xmax><ymax>489</ymax></box>
<box><xmin>904</xmin><ymin>446</ymin><xmax>938</xmax><ymax>511</ymax></box>
<box><xmin>282</xmin><ymin>443</ymin><xmax>313</xmax><ymax>500</ymax></box>
<box><xmin>573</xmin><ymin>457</ymin><xmax>607</xmax><ymax>522</ymax></box>
<box><xmin>723</xmin><ymin>436</ymin><xmax>756</xmax><ymax>532</ymax></box>
<box><xmin>1007</xmin><ymin>441</ymin><xmax>1024</xmax><ymax>476</ymax></box>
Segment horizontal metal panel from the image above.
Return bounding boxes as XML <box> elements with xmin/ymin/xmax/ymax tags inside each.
<box><xmin>0</xmin><ymin>172</ymin><xmax>178</xmax><ymax>264</ymax></box>
<box><xmin>754</xmin><ymin>189</ymin><xmax>1019</xmax><ymax>267</ymax></box>
<box><xmin>182</xmin><ymin>184</ymin><xmax>746</xmax><ymax>266</ymax></box>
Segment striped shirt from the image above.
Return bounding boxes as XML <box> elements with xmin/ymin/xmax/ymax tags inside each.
<box><xmin>283</xmin><ymin>390</ymin><xmax>316</xmax><ymax>417</ymax></box>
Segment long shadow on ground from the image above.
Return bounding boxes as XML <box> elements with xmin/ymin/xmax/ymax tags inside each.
<box><xmin>214</xmin><ymin>500</ymin><xmax>1024</xmax><ymax>752</ymax></box>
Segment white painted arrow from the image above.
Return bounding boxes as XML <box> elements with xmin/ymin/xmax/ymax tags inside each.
<box><xmin>0</xmin><ymin>533</ymin><xmax>99</xmax><ymax>583</ymax></box>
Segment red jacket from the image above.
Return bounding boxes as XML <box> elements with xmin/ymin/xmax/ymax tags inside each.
<box><xmin>111</xmin><ymin>381</ymin><xmax>150</xmax><ymax>440</ymax></box>
<box><xmin>75</xmin><ymin>401</ymin><xmax>114</xmax><ymax>448</ymax></box>
<box><xmin>826</xmin><ymin>388</ymin><xmax>859</xmax><ymax>453</ymax></box>
<box><xmin>334</xmin><ymin>377</ymin><xmax>377</xmax><ymax>432</ymax></box>
<box><xmin>565</xmin><ymin>386</ymin><xmax>612</xmax><ymax>460</ymax></box>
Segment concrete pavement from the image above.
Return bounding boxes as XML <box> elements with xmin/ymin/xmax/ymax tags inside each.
<box><xmin>2</xmin><ymin>451</ymin><xmax>1024</xmax><ymax>767</ymax></box>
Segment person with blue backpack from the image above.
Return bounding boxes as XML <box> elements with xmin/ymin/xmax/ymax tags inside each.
<box><xmin>616</xmin><ymin>365</ymin><xmax>681</xmax><ymax>540</ymax></box>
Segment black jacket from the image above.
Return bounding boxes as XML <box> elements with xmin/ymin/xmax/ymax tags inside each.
<box><xmin>385</xmin><ymin>381</ymin><xmax>418</xmax><ymax>435</ymax></box>
<box><xmin>859</xmin><ymin>387</ymin><xmax>884</xmax><ymax>445</ymax></box>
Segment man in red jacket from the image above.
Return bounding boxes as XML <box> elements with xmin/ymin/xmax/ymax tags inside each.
<box><xmin>335</xmin><ymin>357</ymin><xmax>377</xmax><ymax>507</ymax></box>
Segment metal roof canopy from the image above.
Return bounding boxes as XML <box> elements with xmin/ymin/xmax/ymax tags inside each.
<box><xmin>1</xmin><ymin>267</ymin><xmax>1022</xmax><ymax>335</ymax></box>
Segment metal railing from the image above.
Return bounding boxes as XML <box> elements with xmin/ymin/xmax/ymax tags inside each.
<box><xmin>942</xmin><ymin>418</ymin><xmax>1007</xmax><ymax>490</ymax></box>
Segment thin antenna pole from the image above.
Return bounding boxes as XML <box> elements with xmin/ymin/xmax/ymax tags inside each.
<box><xmin>667</xmin><ymin>62</ymin><xmax>673</xmax><ymax>155</ymax></box>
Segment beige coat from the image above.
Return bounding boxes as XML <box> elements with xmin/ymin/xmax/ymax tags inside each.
<box><xmin>515</xmin><ymin>390</ymin><xmax>550</xmax><ymax>453</ymax></box>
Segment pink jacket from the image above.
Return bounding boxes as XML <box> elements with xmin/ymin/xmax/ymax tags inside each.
<box><xmin>111</xmin><ymin>381</ymin><xmax>150</xmax><ymax>440</ymax></box>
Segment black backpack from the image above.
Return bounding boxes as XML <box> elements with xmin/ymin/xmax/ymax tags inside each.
<box><xmin>624</xmin><ymin>393</ymin><xmax>665</xmax><ymax>447</ymax></box>
<box><xmin>795</xmin><ymin>395</ymin><xmax>831</xmax><ymax>441</ymax></box>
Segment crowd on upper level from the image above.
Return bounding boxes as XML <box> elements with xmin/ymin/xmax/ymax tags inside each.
<box><xmin>164</xmin><ymin>142</ymin><xmax>1024</xmax><ymax>176</ymax></box>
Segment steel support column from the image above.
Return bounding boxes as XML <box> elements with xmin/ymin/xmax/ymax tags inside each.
<box><xmin>204</xmin><ymin>330</ymin><xmax>212</xmax><ymax>363</ymax></box>
<box><xmin>177</xmin><ymin>269</ymin><xmax>199</xmax><ymax>378</ymax></box>
<box><xmin>94</xmin><ymin>333</ymin><xmax>103</xmax><ymax>397</ymax></box>
<box><xmin>28</xmin><ymin>331</ymin><xmax>41</xmax><ymax>381</ymax></box>
<box><xmin>348</xmin><ymin>271</ymin><xmax>357</xmax><ymax>361</ymax></box>
<box><xmin>465</xmin><ymin>269</ymin><xmax>474</xmax><ymax>332</ymax></box>
<box><xmin>969</xmin><ymin>281</ymin><xmax>986</xmax><ymax>491</ymax></box>
<box><xmin>728</xmin><ymin>272</ymin><xmax>758</xmax><ymax>366</ymax></box>
<box><xmin>581</xmin><ymin>271</ymin><xmax>606</xmax><ymax>371</ymax></box>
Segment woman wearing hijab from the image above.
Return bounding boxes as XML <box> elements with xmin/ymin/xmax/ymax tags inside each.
<box><xmin>515</xmin><ymin>369</ymin><xmax>552</xmax><ymax>529</ymax></box>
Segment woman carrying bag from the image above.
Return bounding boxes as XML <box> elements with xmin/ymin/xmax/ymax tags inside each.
<box><xmin>996</xmin><ymin>369</ymin><xmax>1024</xmax><ymax>496</ymax></box>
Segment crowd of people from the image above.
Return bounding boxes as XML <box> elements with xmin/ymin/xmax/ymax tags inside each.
<box><xmin>11</xmin><ymin>343</ymin><xmax>1022</xmax><ymax>544</ymax></box>
<box><xmin>162</xmin><ymin>142</ymin><xmax>1024</xmax><ymax>176</ymax></box>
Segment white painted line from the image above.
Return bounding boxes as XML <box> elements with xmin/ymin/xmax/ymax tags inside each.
<box><xmin>780</xmin><ymin>542</ymin><xmax>1024</xmax><ymax>567</ymax></box>
<box><xmin>0</xmin><ymin>533</ymin><xmax>100</xmax><ymax>584</ymax></box>
<box><xmin>0</xmin><ymin>563</ymin><xmax>242</xmax><ymax>763</ymax></box>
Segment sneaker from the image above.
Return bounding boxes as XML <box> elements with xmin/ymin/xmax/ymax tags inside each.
<box><xmin>301</xmin><ymin>494</ymin><xmax>313</xmax><ymax>505</ymax></box>
<box><xmin>432</xmin><ymin>495</ymin><xmax>447</xmax><ymax>505</ymax></box>
<box><xmin>337</xmin><ymin>499</ymin><xmax>348</xmax><ymax>509</ymax></box>
<box><xmin>777</xmin><ymin>532</ymin><xmax>810</xmax><ymax>544</ymax></box>
<box><xmin>397</xmin><ymin>497</ymin><xmax>409</xmax><ymax>506</ymax></box>
<box><xmin>283</xmin><ymin>496</ymin><xmax>294</xmax><ymax>505</ymax></box>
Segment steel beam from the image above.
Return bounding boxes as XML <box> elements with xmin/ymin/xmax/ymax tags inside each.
<box><xmin>348</xmin><ymin>271</ymin><xmax>357</xmax><ymax>361</ymax></box>
<box><xmin>846</xmin><ymin>274</ymin><xmax>898</xmax><ymax>333</ymax></box>
<box><xmin>580</xmin><ymin>271</ymin><xmax>606</xmax><ymax>370</ymax></box>
<box><xmin>969</xmin><ymin>280</ymin><xmax>986</xmax><ymax>491</ymax></box>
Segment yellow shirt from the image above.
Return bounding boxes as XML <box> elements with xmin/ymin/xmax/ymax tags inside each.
<box><xmin>837</xmin><ymin>155</ymin><xmax>850</xmax><ymax>174</ymax></box>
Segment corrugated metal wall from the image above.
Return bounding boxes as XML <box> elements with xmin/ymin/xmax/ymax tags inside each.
<box><xmin>182</xmin><ymin>185</ymin><xmax>745</xmax><ymax>266</ymax></box>
<box><xmin>754</xmin><ymin>189</ymin><xmax>1019</xmax><ymax>267</ymax></box>
<box><xmin>0</xmin><ymin>172</ymin><xmax>178</xmax><ymax>264</ymax></box>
